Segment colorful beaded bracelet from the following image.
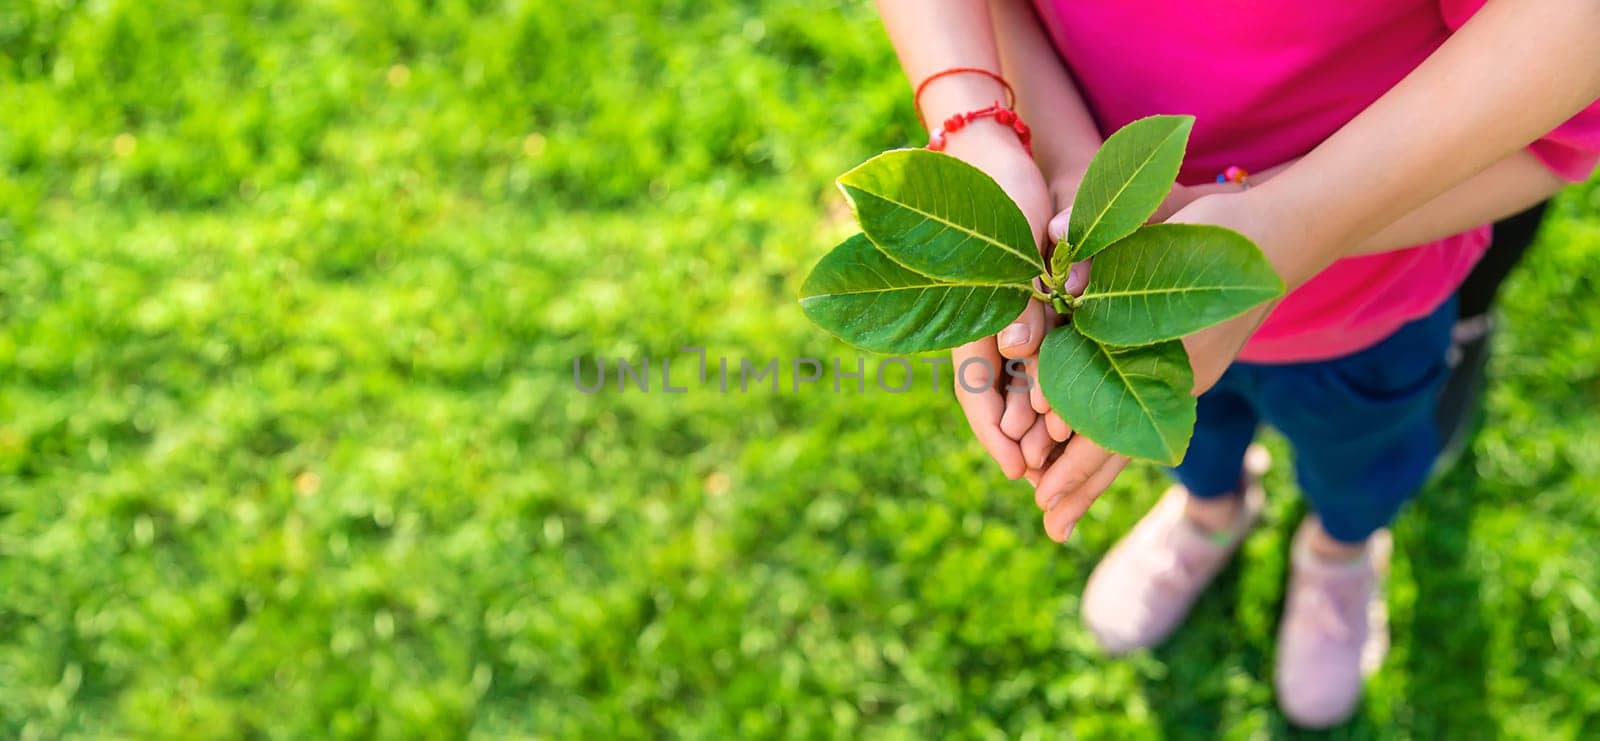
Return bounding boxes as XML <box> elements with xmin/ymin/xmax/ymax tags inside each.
<box><xmin>1217</xmin><ymin>165</ymin><xmax>1251</xmax><ymax>189</ymax></box>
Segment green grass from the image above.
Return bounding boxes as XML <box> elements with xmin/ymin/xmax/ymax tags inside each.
<box><xmin>2</xmin><ymin>0</ymin><xmax>1598</xmax><ymax>737</ymax></box>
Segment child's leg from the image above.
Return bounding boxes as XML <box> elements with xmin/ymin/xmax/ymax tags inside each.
<box><xmin>1171</xmin><ymin>375</ymin><xmax>1261</xmax><ymax>531</ymax></box>
<box><xmin>1172</xmin><ymin>375</ymin><xmax>1260</xmax><ymax>495</ymax></box>
<box><xmin>1075</xmin><ymin>372</ymin><xmax>1267</xmax><ymax>654</ymax></box>
<box><xmin>1249</xmin><ymin>297</ymin><xmax>1456</xmax><ymax>728</ymax></box>
<box><xmin>1256</xmin><ymin>297</ymin><xmax>1458</xmax><ymax>544</ymax></box>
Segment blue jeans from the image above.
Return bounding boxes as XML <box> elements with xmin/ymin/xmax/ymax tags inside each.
<box><xmin>1172</xmin><ymin>297</ymin><xmax>1457</xmax><ymax>543</ymax></box>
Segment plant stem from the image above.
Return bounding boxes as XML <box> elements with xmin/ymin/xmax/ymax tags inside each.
<box><xmin>1030</xmin><ymin>287</ymin><xmax>1053</xmax><ymax>303</ymax></box>
<box><xmin>1039</xmin><ymin>269</ymin><xmax>1064</xmax><ymax>295</ymax></box>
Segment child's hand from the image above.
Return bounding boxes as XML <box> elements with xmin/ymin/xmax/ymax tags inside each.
<box><xmin>992</xmin><ymin>172</ymin><xmax>1097</xmax><ymax>480</ymax></box>
<box><xmin>1027</xmin><ymin>176</ymin><xmax>1295</xmax><ymax>542</ymax></box>
<box><xmin>1166</xmin><ymin>191</ymin><xmax>1285</xmax><ymax>392</ymax></box>
<box><xmin>1013</xmin><ymin>181</ymin><xmax>1216</xmax><ymax>453</ymax></box>
<box><xmin>939</xmin><ymin>122</ymin><xmax>1055</xmax><ymax>480</ymax></box>
<box><xmin>996</xmin><ymin>286</ymin><xmax>1068</xmax><ymax>482</ymax></box>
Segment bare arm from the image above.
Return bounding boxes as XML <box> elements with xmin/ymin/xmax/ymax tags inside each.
<box><xmin>1031</xmin><ymin>0</ymin><xmax>1600</xmax><ymax>542</ymax></box>
<box><xmin>1250</xmin><ymin>0</ymin><xmax>1600</xmax><ymax>288</ymax></box>
<box><xmin>874</xmin><ymin>0</ymin><xmax>1056</xmax><ymax>481</ymax></box>
<box><xmin>988</xmin><ymin>0</ymin><xmax>1102</xmax><ymax>197</ymax></box>
<box><xmin>875</xmin><ymin>3</ymin><xmax>1006</xmax><ymax>125</ymax></box>
<box><xmin>1351</xmin><ymin>150</ymin><xmax>1568</xmax><ymax>256</ymax></box>
<box><xmin>1199</xmin><ymin>149</ymin><xmax>1568</xmax><ymax>257</ymax></box>
<box><xmin>985</xmin><ymin>0</ymin><xmax>1114</xmax><ymax>455</ymax></box>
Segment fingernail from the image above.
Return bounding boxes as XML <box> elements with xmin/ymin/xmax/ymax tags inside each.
<box><xmin>1060</xmin><ymin>523</ymin><xmax>1076</xmax><ymax>542</ymax></box>
<box><xmin>1044</xmin><ymin>492</ymin><xmax>1064</xmax><ymax>512</ymax></box>
<box><xmin>999</xmin><ymin>322</ymin><xmax>1029</xmax><ymax>349</ymax></box>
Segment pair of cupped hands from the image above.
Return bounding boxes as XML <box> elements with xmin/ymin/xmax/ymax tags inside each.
<box><xmin>942</xmin><ymin>124</ymin><xmax>1284</xmax><ymax>543</ymax></box>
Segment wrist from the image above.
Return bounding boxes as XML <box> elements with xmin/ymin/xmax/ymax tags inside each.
<box><xmin>939</xmin><ymin>116</ymin><xmax>1030</xmax><ymax>161</ymax></box>
<box><xmin>917</xmin><ymin>74</ymin><xmax>1011</xmax><ymax>130</ymax></box>
<box><xmin>1167</xmin><ymin>189</ymin><xmax>1333</xmax><ymax>292</ymax></box>
<box><xmin>1247</xmin><ymin>164</ymin><xmax>1366</xmax><ymax>279</ymax></box>
<box><xmin>1235</xmin><ymin>186</ymin><xmax>1338</xmax><ymax>290</ymax></box>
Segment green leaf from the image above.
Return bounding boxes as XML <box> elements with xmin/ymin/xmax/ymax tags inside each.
<box><xmin>1066</xmin><ymin>115</ymin><xmax>1193</xmax><ymax>261</ymax></box>
<box><xmin>1038</xmin><ymin>324</ymin><xmax>1195</xmax><ymax>465</ymax></box>
<box><xmin>1074</xmin><ymin>224</ymin><xmax>1285</xmax><ymax>346</ymax></box>
<box><xmin>837</xmin><ymin>149</ymin><xmax>1044</xmax><ymax>283</ymax></box>
<box><xmin>800</xmin><ymin>234</ymin><xmax>1031</xmax><ymax>353</ymax></box>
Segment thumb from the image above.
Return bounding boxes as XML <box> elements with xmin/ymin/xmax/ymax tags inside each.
<box><xmin>1047</xmin><ymin>209</ymin><xmax>1093</xmax><ymax>297</ymax></box>
<box><xmin>998</xmin><ymin>296</ymin><xmax>1046</xmax><ymax>359</ymax></box>
<box><xmin>1048</xmin><ymin>208</ymin><xmax>1072</xmax><ymax>245</ymax></box>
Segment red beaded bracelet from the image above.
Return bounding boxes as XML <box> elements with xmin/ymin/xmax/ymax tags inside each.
<box><xmin>926</xmin><ymin>102</ymin><xmax>1033</xmax><ymax>156</ymax></box>
<box><xmin>913</xmin><ymin>67</ymin><xmax>1017</xmax><ymax>131</ymax></box>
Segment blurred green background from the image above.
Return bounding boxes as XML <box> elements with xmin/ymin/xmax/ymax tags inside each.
<box><xmin>3</xmin><ymin>0</ymin><xmax>1599</xmax><ymax>737</ymax></box>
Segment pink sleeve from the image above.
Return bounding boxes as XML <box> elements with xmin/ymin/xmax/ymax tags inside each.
<box><xmin>1440</xmin><ymin>0</ymin><xmax>1600</xmax><ymax>182</ymax></box>
<box><xmin>1527</xmin><ymin>111</ymin><xmax>1600</xmax><ymax>182</ymax></box>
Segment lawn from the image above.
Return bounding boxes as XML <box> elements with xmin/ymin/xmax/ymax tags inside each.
<box><xmin>2</xmin><ymin>0</ymin><xmax>1598</xmax><ymax>737</ymax></box>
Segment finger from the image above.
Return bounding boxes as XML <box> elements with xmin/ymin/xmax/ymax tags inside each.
<box><xmin>1043</xmin><ymin>454</ymin><xmax>1130</xmax><ymax>542</ymax></box>
<box><xmin>1048</xmin><ymin>208</ymin><xmax>1073</xmax><ymax>243</ymax></box>
<box><xmin>1030</xmin><ymin>370</ymin><xmax>1050</xmax><ymax>414</ymax></box>
<box><xmin>1046</xmin><ymin>210</ymin><xmax>1093</xmax><ymax>300</ymax></box>
<box><xmin>1027</xmin><ymin>300</ymin><xmax>1060</xmax><ymax>415</ymax></box>
<box><xmin>952</xmin><ymin>340</ymin><xmax>1027</xmax><ymax>480</ymax></box>
<box><xmin>1063</xmin><ymin>260</ymin><xmax>1091</xmax><ymax>297</ymax></box>
<box><xmin>999</xmin><ymin>363</ymin><xmax>1035</xmax><ymax>440</ymax></box>
<box><xmin>1033</xmin><ymin>434</ymin><xmax>1114</xmax><ymax>511</ymax></box>
<box><xmin>1020</xmin><ymin>415</ymin><xmax>1056</xmax><ymax>470</ymax></box>
<box><xmin>956</xmin><ymin>373</ymin><xmax>1027</xmax><ymax>479</ymax></box>
<box><xmin>1027</xmin><ymin>438</ymin><xmax>1068</xmax><ymax>485</ymax></box>
<box><xmin>998</xmin><ymin>298</ymin><xmax>1045</xmax><ymax>359</ymax></box>
<box><xmin>1045</xmin><ymin>411</ymin><xmax>1072</xmax><ymax>442</ymax></box>
<box><xmin>1030</xmin><ymin>362</ymin><xmax>1051</xmax><ymax>415</ymax></box>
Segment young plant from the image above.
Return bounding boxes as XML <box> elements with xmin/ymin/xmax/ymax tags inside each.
<box><xmin>798</xmin><ymin>115</ymin><xmax>1284</xmax><ymax>465</ymax></box>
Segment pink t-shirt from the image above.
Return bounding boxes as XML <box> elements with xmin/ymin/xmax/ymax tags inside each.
<box><xmin>1032</xmin><ymin>0</ymin><xmax>1600</xmax><ymax>363</ymax></box>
